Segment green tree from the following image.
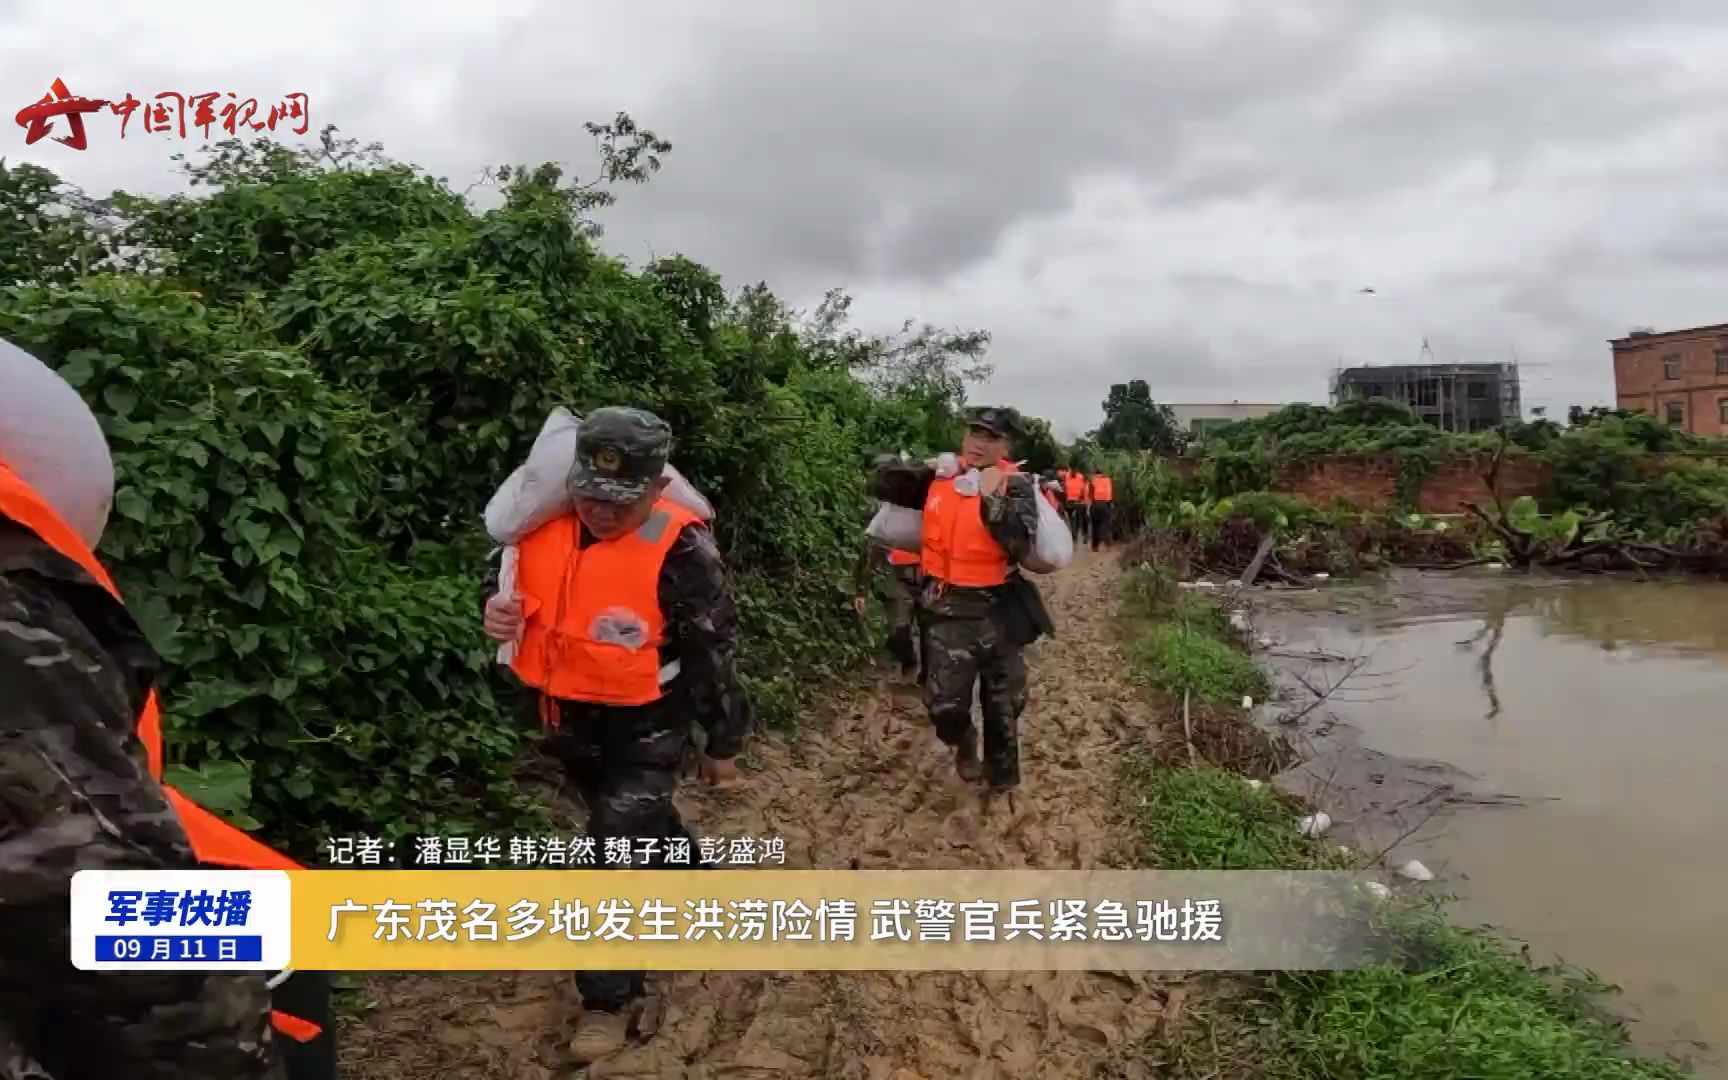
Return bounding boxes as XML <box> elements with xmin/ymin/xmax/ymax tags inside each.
<box><xmin>1095</xmin><ymin>379</ymin><xmax>1184</xmax><ymax>453</ymax></box>
<box><xmin>1016</xmin><ymin>414</ymin><xmax>1062</xmax><ymax>472</ymax></box>
<box><xmin>0</xmin><ymin>123</ymin><xmax>980</xmax><ymax>854</ymax></box>
<box><xmin>0</xmin><ymin>160</ymin><xmax>113</xmax><ymax>285</ymax></box>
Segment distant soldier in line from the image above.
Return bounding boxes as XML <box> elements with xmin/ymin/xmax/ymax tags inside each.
<box><xmin>853</xmin><ymin>532</ymin><xmax>926</xmax><ymax>682</ymax></box>
<box><xmin>1062</xmin><ymin>467</ymin><xmax>1089</xmax><ymax>543</ymax></box>
<box><xmin>871</xmin><ymin>407</ymin><xmax>1044</xmax><ymax>792</ymax></box>
<box><xmin>481</xmin><ymin>407</ymin><xmax>750</xmax><ymax>1066</ymax></box>
<box><xmin>1088</xmin><ymin>471</ymin><xmax>1116</xmax><ymax>551</ymax></box>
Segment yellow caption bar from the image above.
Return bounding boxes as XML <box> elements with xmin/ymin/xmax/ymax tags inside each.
<box><xmin>288</xmin><ymin>869</ymin><xmax>1379</xmax><ymax>971</ymax></box>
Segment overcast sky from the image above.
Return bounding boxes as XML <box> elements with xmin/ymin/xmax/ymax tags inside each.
<box><xmin>9</xmin><ymin>0</ymin><xmax>1728</xmax><ymax>436</ymax></box>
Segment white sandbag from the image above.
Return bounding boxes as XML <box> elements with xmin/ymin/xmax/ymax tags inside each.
<box><xmin>661</xmin><ymin>465</ymin><xmax>714</xmax><ymax>523</ymax></box>
<box><xmin>1396</xmin><ymin>859</ymin><xmax>1435</xmax><ymax>882</ymax></box>
<box><xmin>1021</xmin><ymin>483</ymin><xmax>1073</xmax><ymax>574</ymax></box>
<box><xmin>867</xmin><ymin>502</ymin><xmax>923</xmax><ymax>553</ymax></box>
<box><xmin>1299</xmin><ymin>812</ymin><xmax>1333</xmax><ymax>838</ymax></box>
<box><xmin>484</xmin><ymin>407</ymin><xmax>714</xmax><ymax>545</ymax></box>
<box><xmin>0</xmin><ymin>338</ymin><xmax>114</xmax><ymax>548</ymax></box>
<box><xmin>485</xmin><ymin>408</ymin><xmax>714</xmax><ymax>670</ymax></box>
<box><xmin>872</xmin><ymin>465</ymin><xmax>1069</xmax><ymax>570</ymax></box>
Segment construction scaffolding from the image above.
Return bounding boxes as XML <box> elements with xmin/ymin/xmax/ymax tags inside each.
<box><xmin>1329</xmin><ymin>345</ymin><xmax>1522</xmax><ymax>433</ymax></box>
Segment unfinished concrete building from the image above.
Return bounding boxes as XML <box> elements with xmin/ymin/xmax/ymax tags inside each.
<box><xmin>1330</xmin><ymin>362</ymin><xmax>1522</xmax><ymax>433</ymax></box>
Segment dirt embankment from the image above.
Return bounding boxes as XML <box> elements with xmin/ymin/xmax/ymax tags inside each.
<box><xmin>341</xmin><ymin>548</ymin><xmax>1175</xmax><ymax>1079</ymax></box>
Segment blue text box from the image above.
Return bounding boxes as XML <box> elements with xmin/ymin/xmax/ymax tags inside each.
<box><xmin>94</xmin><ymin>935</ymin><xmax>263</xmax><ymax>962</ymax></box>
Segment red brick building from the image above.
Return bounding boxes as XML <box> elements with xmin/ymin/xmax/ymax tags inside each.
<box><xmin>1612</xmin><ymin>323</ymin><xmax>1728</xmax><ymax>435</ymax></box>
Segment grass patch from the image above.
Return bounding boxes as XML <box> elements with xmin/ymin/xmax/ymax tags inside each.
<box><xmin>1132</xmin><ymin>622</ymin><xmax>1267</xmax><ymax>705</ymax></box>
<box><xmin>1124</xmin><ymin>753</ymin><xmax>1338</xmax><ymax>871</ymax></box>
<box><xmin>1120</xmin><ymin>565</ymin><xmax>1267</xmax><ymax>707</ymax></box>
<box><xmin>1150</xmin><ymin>919</ymin><xmax>1690</xmax><ymax>1079</ymax></box>
<box><xmin>1118</xmin><ymin>559</ymin><xmax>1694</xmax><ymax>1080</ymax></box>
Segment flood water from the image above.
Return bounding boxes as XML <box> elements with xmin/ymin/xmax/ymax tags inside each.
<box><xmin>1254</xmin><ymin>571</ymin><xmax>1728</xmax><ymax>1076</ymax></box>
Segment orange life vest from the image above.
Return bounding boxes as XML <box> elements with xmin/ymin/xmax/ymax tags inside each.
<box><xmin>887</xmin><ymin>547</ymin><xmax>922</xmax><ymax>567</ymax></box>
<box><xmin>1091</xmin><ymin>475</ymin><xmax>1115</xmax><ymax>502</ymax></box>
<box><xmin>510</xmin><ymin>498</ymin><xmax>698</xmax><ymax>708</ymax></box>
<box><xmin>0</xmin><ymin>459</ymin><xmax>318</xmax><ymax>1044</ymax></box>
<box><xmin>1063</xmin><ymin>473</ymin><xmax>1086</xmax><ymax>501</ymax></box>
<box><xmin>921</xmin><ymin>459</ymin><xmax>1016</xmax><ymax>588</ymax></box>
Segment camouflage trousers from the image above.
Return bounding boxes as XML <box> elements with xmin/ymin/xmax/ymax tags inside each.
<box><xmin>1090</xmin><ymin>503</ymin><xmax>1114</xmax><ymax>549</ymax></box>
<box><xmin>1066</xmin><ymin>504</ymin><xmax>1089</xmax><ymax>543</ymax></box>
<box><xmin>543</xmin><ymin>693</ymin><xmax>704</xmax><ymax>1011</ymax></box>
<box><xmin>882</xmin><ymin>566</ymin><xmax>923</xmax><ymax>676</ymax></box>
<box><xmin>0</xmin><ymin>971</ymin><xmax>282</xmax><ymax>1080</ymax></box>
<box><xmin>923</xmin><ymin>613</ymin><xmax>1028</xmax><ymax>787</ymax></box>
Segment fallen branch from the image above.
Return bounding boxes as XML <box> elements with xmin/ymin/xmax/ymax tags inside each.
<box><xmin>1240</xmin><ymin>533</ymin><xmax>1278</xmax><ymax>587</ymax></box>
<box><xmin>1182</xmin><ymin>689</ymin><xmax>1198</xmax><ymax>765</ymax></box>
<box><xmin>1268</xmin><ymin>648</ymin><xmax>1351</xmax><ymax>663</ymax></box>
<box><xmin>1461</xmin><ymin>500</ymin><xmax>1530</xmax><ymax>557</ymax></box>
<box><xmin>1361</xmin><ymin>788</ymin><xmax>1454</xmax><ymax>868</ymax></box>
<box><xmin>1484</xmin><ymin>429</ymin><xmax>1511</xmax><ymax>520</ymax></box>
<box><xmin>1401</xmin><ymin>557</ymin><xmax>1496</xmax><ymax>571</ymax></box>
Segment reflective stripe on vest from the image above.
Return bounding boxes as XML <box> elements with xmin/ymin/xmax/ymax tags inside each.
<box><xmin>0</xmin><ymin>460</ymin><xmax>302</xmax><ymax>872</ymax></box>
<box><xmin>1091</xmin><ymin>476</ymin><xmax>1114</xmax><ymax>502</ymax></box>
<box><xmin>1063</xmin><ymin>474</ymin><xmax>1086</xmax><ymax>501</ymax></box>
<box><xmin>887</xmin><ymin>548</ymin><xmax>921</xmax><ymax>567</ymax></box>
<box><xmin>920</xmin><ymin>459</ymin><xmax>1013</xmax><ymax>588</ymax></box>
<box><xmin>510</xmin><ymin>499</ymin><xmax>699</xmax><ymax>706</ymax></box>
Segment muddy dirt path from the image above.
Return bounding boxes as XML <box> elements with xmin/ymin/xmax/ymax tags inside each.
<box><xmin>341</xmin><ymin>546</ymin><xmax>1173</xmax><ymax>1078</ymax></box>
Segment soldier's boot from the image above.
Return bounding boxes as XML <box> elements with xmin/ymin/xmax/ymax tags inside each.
<box><xmin>955</xmin><ymin>726</ymin><xmax>984</xmax><ymax>782</ymax></box>
<box><xmin>571</xmin><ymin>1010</ymin><xmax>630</xmax><ymax>1064</ymax></box>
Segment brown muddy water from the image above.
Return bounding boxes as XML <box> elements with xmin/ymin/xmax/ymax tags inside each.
<box><xmin>1251</xmin><ymin>570</ymin><xmax>1727</xmax><ymax>1077</ymax></box>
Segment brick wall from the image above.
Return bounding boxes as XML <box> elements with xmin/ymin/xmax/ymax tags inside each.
<box><xmin>1413</xmin><ymin>453</ymin><xmax>1552</xmax><ymax>513</ymax></box>
<box><xmin>1273</xmin><ymin>456</ymin><xmax>1398</xmax><ymax>510</ymax></box>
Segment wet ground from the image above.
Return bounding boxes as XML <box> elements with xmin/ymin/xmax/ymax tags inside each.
<box><xmin>339</xmin><ymin>546</ymin><xmax>1176</xmax><ymax>1078</ymax></box>
<box><xmin>1252</xmin><ymin>569</ymin><xmax>1728</xmax><ymax>1077</ymax></box>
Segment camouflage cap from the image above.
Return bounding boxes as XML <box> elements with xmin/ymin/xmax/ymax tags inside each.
<box><xmin>568</xmin><ymin>406</ymin><xmax>672</xmax><ymax>503</ymax></box>
<box><xmin>965</xmin><ymin>405</ymin><xmax>1023</xmax><ymax>439</ymax></box>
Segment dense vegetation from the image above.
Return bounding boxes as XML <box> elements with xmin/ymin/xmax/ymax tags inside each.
<box><xmin>1072</xmin><ymin>399</ymin><xmax>1728</xmax><ymax>578</ymax></box>
<box><xmin>1188</xmin><ymin>401</ymin><xmax>1728</xmax><ymax>534</ymax></box>
<box><xmin>0</xmin><ymin>128</ymin><xmax>1044</xmax><ymax>854</ymax></box>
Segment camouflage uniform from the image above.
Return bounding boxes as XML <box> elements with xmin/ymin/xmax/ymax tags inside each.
<box><xmin>0</xmin><ymin>517</ymin><xmax>281</xmax><ymax>1080</ymax></box>
<box><xmin>1064</xmin><ymin>484</ymin><xmax>1089</xmax><ymax>544</ymax></box>
<box><xmin>1089</xmin><ymin>479</ymin><xmax>1114</xmax><ymax>550</ymax></box>
<box><xmin>484</xmin><ymin>408</ymin><xmax>750</xmax><ymax>1013</ymax></box>
<box><xmin>852</xmin><ymin>540</ymin><xmax>923</xmax><ymax>677</ymax></box>
<box><xmin>871</xmin><ymin>408</ymin><xmax>1042</xmax><ymax>789</ymax></box>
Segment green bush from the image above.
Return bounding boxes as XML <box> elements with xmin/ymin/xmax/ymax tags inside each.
<box><xmin>0</xmin><ymin>276</ymin><xmax>539</xmax><ymax>843</ymax></box>
<box><xmin>0</xmin><ymin>132</ymin><xmax>1008</xmax><ymax>854</ymax></box>
<box><xmin>1164</xmin><ymin>400</ymin><xmax>1728</xmax><ymax>539</ymax></box>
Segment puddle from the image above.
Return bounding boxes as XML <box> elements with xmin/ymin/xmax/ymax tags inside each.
<box><xmin>1252</xmin><ymin>569</ymin><xmax>1728</xmax><ymax>1076</ymax></box>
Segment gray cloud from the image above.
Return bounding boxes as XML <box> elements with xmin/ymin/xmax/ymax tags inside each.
<box><xmin>456</xmin><ymin>0</ymin><xmax>1372</xmax><ymax>287</ymax></box>
<box><xmin>6</xmin><ymin>0</ymin><xmax>1728</xmax><ymax>435</ymax></box>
